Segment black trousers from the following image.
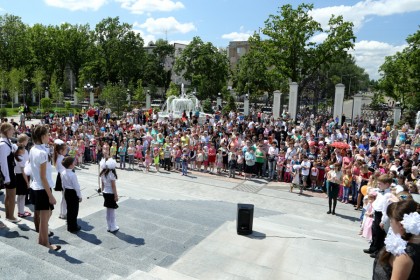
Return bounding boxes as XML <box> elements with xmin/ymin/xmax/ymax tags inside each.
<box><xmin>369</xmin><ymin>211</ymin><xmax>385</xmax><ymax>253</ymax></box>
<box><xmin>64</xmin><ymin>189</ymin><xmax>79</xmax><ymax>231</ymax></box>
<box><xmin>164</xmin><ymin>158</ymin><xmax>171</xmax><ymax>171</ymax></box>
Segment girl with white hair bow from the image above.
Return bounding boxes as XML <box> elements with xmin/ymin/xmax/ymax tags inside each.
<box><xmin>99</xmin><ymin>158</ymin><xmax>120</xmax><ymax>233</ymax></box>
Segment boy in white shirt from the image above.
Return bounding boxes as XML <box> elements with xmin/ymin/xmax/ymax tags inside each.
<box><xmin>61</xmin><ymin>157</ymin><xmax>83</xmax><ymax>233</ymax></box>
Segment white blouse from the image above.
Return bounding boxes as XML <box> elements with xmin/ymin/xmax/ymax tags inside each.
<box><xmin>101</xmin><ymin>172</ymin><xmax>116</xmax><ymax>194</ymax></box>
<box><xmin>55</xmin><ymin>154</ymin><xmax>65</xmax><ymax>173</ymax></box>
<box><xmin>30</xmin><ymin>145</ymin><xmax>54</xmax><ymax>191</ymax></box>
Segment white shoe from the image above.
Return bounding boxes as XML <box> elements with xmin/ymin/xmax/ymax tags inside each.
<box><xmin>109</xmin><ymin>226</ymin><xmax>119</xmax><ymax>233</ymax></box>
<box><xmin>6</xmin><ymin>218</ymin><xmax>21</xmax><ymax>223</ymax></box>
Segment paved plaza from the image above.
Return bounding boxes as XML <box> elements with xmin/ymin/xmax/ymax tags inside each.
<box><xmin>0</xmin><ymin>162</ymin><xmax>373</xmax><ymax>280</ymax></box>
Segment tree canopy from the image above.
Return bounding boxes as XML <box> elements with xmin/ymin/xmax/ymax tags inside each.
<box><xmin>233</xmin><ymin>3</ymin><xmax>357</xmax><ymax>101</ymax></box>
<box><xmin>378</xmin><ymin>27</ymin><xmax>420</xmax><ymax>120</ymax></box>
<box><xmin>174</xmin><ymin>37</ymin><xmax>229</xmax><ymax>100</ymax></box>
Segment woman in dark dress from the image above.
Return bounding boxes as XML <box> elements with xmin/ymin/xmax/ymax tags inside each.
<box><xmin>373</xmin><ymin>199</ymin><xmax>420</xmax><ymax>280</ymax></box>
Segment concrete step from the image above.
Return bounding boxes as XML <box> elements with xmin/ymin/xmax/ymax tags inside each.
<box><xmin>0</xmin><ymin>241</ymin><xmax>85</xmax><ymax>280</ymax></box>
<box><xmin>0</xmin><ymin>228</ymin><xmax>120</xmax><ymax>280</ymax></box>
<box><xmin>126</xmin><ymin>270</ymin><xmax>162</xmax><ymax>280</ymax></box>
<box><xmin>149</xmin><ymin>266</ymin><xmax>199</xmax><ymax>280</ymax></box>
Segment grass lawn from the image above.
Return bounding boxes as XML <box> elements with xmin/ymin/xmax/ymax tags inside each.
<box><xmin>1</xmin><ymin>106</ymin><xmax>78</xmax><ymax>117</ymax></box>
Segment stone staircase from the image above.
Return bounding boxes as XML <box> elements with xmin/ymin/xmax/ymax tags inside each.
<box><xmin>0</xmin><ymin>198</ymin><xmax>278</xmax><ymax>280</ymax></box>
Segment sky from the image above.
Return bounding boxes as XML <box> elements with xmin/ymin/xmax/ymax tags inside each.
<box><xmin>1</xmin><ymin>0</ymin><xmax>419</xmax><ymax>80</ymax></box>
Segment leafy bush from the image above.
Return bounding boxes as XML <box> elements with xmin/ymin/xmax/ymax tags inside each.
<box><xmin>0</xmin><ymin>108</ymin><xmax>7</xmax><ymax>118</ymax></box>
<box><xmin>41</xmin><ymin>97</ymin><xmax>53</xmax><ymax>112</ymax></box>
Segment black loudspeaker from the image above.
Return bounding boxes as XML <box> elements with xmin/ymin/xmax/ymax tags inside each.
<box><xmin>237</xmin><ymin>203</ymin><xmax>254</xmax><ymax>235</ymax></box>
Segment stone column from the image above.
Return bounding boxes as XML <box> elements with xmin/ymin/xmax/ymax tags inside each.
<box><xmin>45</xmin><ymin>89</ymin><xmax>49</xmax><ymax>98</ymax></box>
<box><xmin>74</xmin><ymin>91</ymin><xmax>78</xmax><ymax>105</ymax></box>
<box><xmin>32</xmin><ymin>91</ymin><xmax>36</xmax><ymax>103</ymax></box>
<box><xmin>333</xmin><ymin>83</ymin><xmax>345</xmax><ymax>125</ymax></box>
<box><xmin>352</xmin><ymin>93</ymin><xmax>363</xmax><ymax>123</ymax></box>
<box><xmin>90</xmin><ymin>91</ymin><xmax>94</xmax><ymax>106</ymax></box>
<box><xmin>217</xmin><ymin>95</ymin><xmax>222</xmax><ymax>109</ymax></box>
<box><xmin>393</xmin><ymin>106</ymin><xmax>401</xmax><ymax>125</ymax></box>
<box><xmin>146</xmin><ymin>92</ymin><xmax>151</xmax><ymax>109</ymax></box>
<box><xmin>244</xmin><ymin>97</ymin><xmax>249</xmax><ymax>116</ymax></box>
<box><xmin>273</xmin><ymin>90</ymin><xmax>281</xmax><ymax>119</ymax></box>
<box><xmin>288</xmin><ymin>82</ymin><xmax>298</xmax><ymax>120</ymax></box>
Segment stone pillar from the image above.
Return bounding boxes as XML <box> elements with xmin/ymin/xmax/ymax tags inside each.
<box><xmin>127</xmin><ymin>93</ymin><xmax>131</xmax><ymax>106</ymax></box>
<box><xmin>32</xmin><ymin>91</ymin><xmax>36</xmax><ymax>103</ymax></box>
<box><xmin>45</xmin><ymin>89</ymin><xmax>49</xmax><ymax>98</ymax></box>
<box><xmin>273</xmin><ymin>90</ymin><xmax>281</xmax><ymax>119</ymax></box>
<box><xmin>333</xmin><ymin>83</ymin><xmax>345</xmax><ymax>125</ymax></box>
<box><xmin>90</xmin><ymin>91</ymin><xmax>94</xmax><ymax>106</ymax></box>
<box><xmin>146</xmin><ymin>92</ymin><xmax>151</xmax><ymax>109</ymax></box>
<box><xmin>288</xmin><ymin>82</ymin><xmax>298</xmax><ymax>120</ymax></box>
<box><xmin>352</xmin><ymin>93</ymin><xmax>363</xmax><ymax>123</ymax></box>
<box><xmin>393</xmin><ymin>106</ymin><xmax>401</xmax><ymax>125</ymax></box>
<box><xmin>244</xmin><ymin>97</ymin><xmax>249</xmax><ymax>116</ymax></box>
<box><xmin>216</xmin><ymin>96</ymin><xmax>222</xmax><ymax>109</ymax></box>
<box><xmin>14</xmin><ymin>92</ymin><xmax>19</xmax><ymax>104</ymax></box>
<box><xmin>74</xmin><ymin>91</ymin><xmax>78</xmax><ymax>105</ymax></box>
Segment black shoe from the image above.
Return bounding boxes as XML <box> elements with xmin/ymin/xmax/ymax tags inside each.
<box><xmin>363</xmin><ymin>249</ymin><xmax>374</xmax><ymax>254</ymax></box>
<box><xmin>327</xmin><ymin>211</ymin><xmax>331</xmax><ymax>214</ymax></box>
<box><xmin>370</xmin><ymin>252</ymin><xmax>377</xmax><ymax>258</ymax></box>
<box><xmin>332</xmin><ymin>211</ymin><xmax>336</xmax><ymax>215</ymax></box>
<box><xmin>68</xmin><ymin>226</ymin><xmax>81</xmax><ymax>233</ymax></box>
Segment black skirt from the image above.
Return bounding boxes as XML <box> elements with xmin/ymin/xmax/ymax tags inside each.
<box><xmin>15</xmin><ymin>173</ymin><xmax>28</xmax><ymax>196</ymax></box>
<box><xmin>244</xmin><ymin>164</ymin><xmax>255</xmax><ymax>174</ymax></box>
<box><xmin>34</xmin><ymin>189</ymin><xmax>54</xmax><ymax>211</ymax></box>
<box><xmin>54</xmin><ymin>173</ymin><xmax>63</xmax><ymax>191</ymax></box>
<box><xmin>103</xmin><ymin>193</ymin><xmax>119</xmax><ymax>209</ymax></box>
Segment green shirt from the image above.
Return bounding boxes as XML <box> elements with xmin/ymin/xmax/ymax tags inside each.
<box><xmin>255</xmin><ymin>150</ymin><xmax>265</xmax><ymax>163</ymax></box>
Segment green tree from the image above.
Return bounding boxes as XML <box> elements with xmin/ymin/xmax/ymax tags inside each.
<box><xmin>166</xmin><ymin>82</ymin><xmax>179</xmax><ymax>98</ymax></box>
<box><xmin>100</xmin><ymin>82</ymin><xmax>127</xmax><ymax>118</ymax></box>
<box><xmin>0</xmin><ymin>14</ymin><xmax>31</xmax><ymax>71</ymax></box>
<box><xmin>244</xmin><ymin>3</ymin><xmax>355</xmax><ymax>96</ymax></box>
<box><xmin>222</xmin><ymin>94</ymin><xmax>237</xmax><ymax>114</ymax></box>
<box><xmin>174</xmin><ymin>37</ymin><xmax>229</xmax><ymax>100</ymax></box>
<box><xmin>90</xmin><ymin>17</ymin><xmax>146</xmax><ymax>84</ymax></box>
<box><xmin>143</xmin><ymin>39</ymin><xmax>175</xmax><ymax>92</ymax></box>
<box><xmin>41</xmin><ymin>97</ymin><xmax>52</xmax><ymax>112</ymax></box>
<box><xmin>202</xmin><ymin>98</ymin><xmax>213</xmax><ymax>113</ymax></box>
<box><xmin>31</xmin><ymin>68</ymin><xmax>46</xmax><ymax>107</ymax></box>
<box><xmin>134</xmin><ymin>79</ymin><xmax>145</xmax><ymax>103</ymax></box>
<box><xmin>8</xmin><ymin>67</ymin><xmax>26</xmax><ymax>106</ymax></box>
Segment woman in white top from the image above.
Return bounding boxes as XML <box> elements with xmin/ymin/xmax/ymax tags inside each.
<box><xmin>30</xmin><ymin>125</ymin><xmax>60</xmax><ymax>251</ymax></box>
<box><xmin>267</xmin><ymin>142</ymin><xmax>279</xmax><ymax>181</ymax></box>
<box><xmin>100</xmin><ymin>158</ymin><xmax>119</xmax><ymax>233</ymax></box>
<box><xmin>0</xmin><ymin>122</ymin><xmax>20</xmax><ymax>225</ymax></box>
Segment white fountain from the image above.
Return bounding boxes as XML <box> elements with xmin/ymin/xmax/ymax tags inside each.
<box><xmin>158</xmin><ymin>84</ymin><xmax>207</xmax><ymax>123</ymax></box>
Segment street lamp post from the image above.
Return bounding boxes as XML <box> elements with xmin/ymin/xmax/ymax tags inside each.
<box><xmin>84</xmin><ymin>83</ymin><xmax>94</xmax><ymax>106</ymax></box>
<box><xmin>22</xmin><ymin>78</ymin><xmax>28</xmax><ymax>105</ymax></box>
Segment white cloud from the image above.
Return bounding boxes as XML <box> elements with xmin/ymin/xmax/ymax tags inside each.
<box><xmin>349</xmin><ymin>40</ymin><xmax>407</xmax><ymax>80</ymax></box>
<box><xmin>170</xmin><ymin>40</ymin><xmax>191</xmax><ymax>45</ymax></box>
<box><xmin>221</xmin><ymin>26</ymin><xmax>253</xmax><ymax>41</ymax></box>
<box><xmin>116</xmin><ymin>0</ymin><xmax>184</xmax><ymax>14</ymax></box>
<box><xmin>135</xmin><ymin>17</ymin><xmax>196</xmax><ymax>34</ymax></box>
<box><xmin>310</xmin><ymin>0</ymin><xmax>420</xmax><ymax>30</ymax></box>
<box><xmin>309</xmin><ymin>32</ymin><xmax>328</xmax><ymax>44</ymax></box>
<box><xmin>44</xmin><ymin>0</ymin><xmax>107</xmax><ymax>11</ymax></box>
<box><xmin>221</xmin><ymin>32</ymin><xmax>251</xmax><ymax>41</ymax></box>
